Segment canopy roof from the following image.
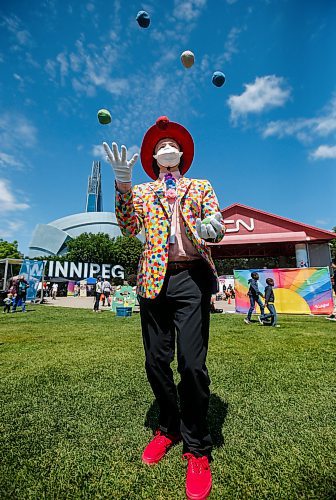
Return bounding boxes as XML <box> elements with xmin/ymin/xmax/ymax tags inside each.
<box><xmin>212</xmin><ymin>203</ymin><xmax>336</xmax><ymax>246</ymax></box>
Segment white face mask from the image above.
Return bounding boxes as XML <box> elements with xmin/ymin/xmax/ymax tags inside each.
<box><xmin>153</xmin><ymin>145</ymin><xmax>183</xmax><ymax>168</ymax></box>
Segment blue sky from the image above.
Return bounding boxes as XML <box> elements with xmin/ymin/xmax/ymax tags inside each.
<box><xmin>0</xmin><ymin>0</ymin><xmax>335</xmax><ymax>255</ymax></box>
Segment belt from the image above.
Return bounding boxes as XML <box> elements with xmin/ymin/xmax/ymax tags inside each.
<box><xmin>167</xmin><ymin>259</ymin><xmax>203</xmax><ymax>271</ymax></box>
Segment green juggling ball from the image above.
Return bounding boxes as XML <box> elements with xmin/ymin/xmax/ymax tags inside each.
<box><xmin>97</xmin><ymin>109</ymin><xmax>112</xmax><ymax>125</ymax></box>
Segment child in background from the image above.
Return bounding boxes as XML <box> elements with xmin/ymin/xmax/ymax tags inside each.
<box><xmin>262</xmin><ymin>278</ymin><xmax>280</xmax><ymax>328</ymax></box>
<box><xmin>244</xmin><ymin>272</ymin><xmax>265</xmax><ymax>324</ymax></box>
<box><xmin>3</xmin><ymin>293</ymin><xmax>13</xmax><ymax>313</ymax></box>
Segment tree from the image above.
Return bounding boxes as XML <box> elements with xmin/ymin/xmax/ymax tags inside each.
<box><xmin>214</xmin><ymin>255</ymin><xmax>296</xmax><ymax>276</ymax></box>
<box><xmin>111</xmin><ymin>236</ymin><xmax>143</xmax><ymax>276</ymax></box>
<box><xmin>0</xmin><ymin>239</ymin><xmax>23</xmax><ymax>259</ymax></box>
<box><xmin>65</xmin><ymin>233</ymin><xmax>143</xmax><ymax>277</ymax></box>
<box><xmin>66</xmin><ymin>233</ymin><xmax>115</xmax><ymax>263</ymax></box>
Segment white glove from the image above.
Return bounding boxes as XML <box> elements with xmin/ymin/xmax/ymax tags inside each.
<box><xmin>103</xmin><ymin>142</ymin><xmax>139</xmax><ymax>183</ymax></box>
<box><xmin>196</xmin><ymin>212</ymin><xmax>223</xmax><ymax>240</ymax></box>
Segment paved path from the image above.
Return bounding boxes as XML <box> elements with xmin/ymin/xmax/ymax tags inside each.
<box><xmin>42</xmin><ymin>295</ymin><xmax>236</xmax><ymax>313</ymax></box>
<box><xmin>44</xmin><ymin>296</ymin><xmax>100</xmax><ymax>309</ymax></box>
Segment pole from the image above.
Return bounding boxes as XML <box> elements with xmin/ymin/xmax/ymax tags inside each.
<box><xmin>40</xmin><ymin>261</ymin><xmax>46</xmax><ymax>304</ymax></box>
<box><xmin>3</xmin><ymin>258</ymin><xmax>9</xmax><ymax>291</ymax></box>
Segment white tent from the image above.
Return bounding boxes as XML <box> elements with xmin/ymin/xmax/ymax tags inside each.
<box><xmin>0</xmin><ymin>258</ymin><xmax>23</xmax><ymax>291</ymax></box>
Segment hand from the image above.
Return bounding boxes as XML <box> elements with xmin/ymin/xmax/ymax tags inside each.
<box><xmin>103</xmin><ymin>142</ymin><xmax>138</xmax><ymax>183</ymax></box>
<box><xmin>196</xmin><ymin>212</ymin><xmax>223</xmax><ymax>240</ymax></box>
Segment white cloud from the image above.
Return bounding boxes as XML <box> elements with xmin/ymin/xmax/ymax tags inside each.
<box><xmin>263</xmin><ymin>95</ymin><xmax>336</xmax><ymax>142</ymax></box>
<box><xmin>0</xmin><ymin>113</ymin><xmax>37</xmax><ymax>150</ymax></box>
<box><xmin>0</xmin><ymin>179</ymin><xmax>29</xmax><ymax>212</ymax></box>
<box><xmin>0</xmin><ymin>220</ymin><xmax>24</xmax><ymax>239</ymax></box>
<box><xmin>1</xmin><ymin>14</ymin><xmax>33</xmax><ymax>49</ymax></box>
<box><xmin>228</xmin><ymin>75</ymin><xmax>291</xmax><ymax>122</ymax></box>
<box><xmin>310</xmin><ymin>144</ymin><xmax>336</xmax><ymax>160</ymax></box>
<box><xmin>92</xmin><ymin>144</ymin><xmax>107</xmax><ymax>162</ymax></box>
<box><xmin>56</xmin><ymin>52</ymin><xmax>69</xmax><ymax>85</ymax></box>
<box><xmin>151</xmin><ymin>0</ymin><xmax>207</xmax><ymax>44</ymax></box>
<box><xmin>0</xmin><ymin>152</ymin><xmax>22</xmax><ymax>169</ymax></box>
<box><xmin>47</xmin><ymin>41</ymin><xmax>129</xmax><ymax>96</ymax></box>
<box><xmin>173</xmin><ymin>0</ymin><xmax>207</xmax><ymax>21</ymax></box>
<box><xmin>219</xmin><ymin>27</ymin><xmax>242</xmax><ymax>64</ymax></box>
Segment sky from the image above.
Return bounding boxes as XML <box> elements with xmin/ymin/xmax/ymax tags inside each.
<box><xmin>0</xmin><ymin>0</ymin><xmax>335</xmax><ymax>255</ymax></box>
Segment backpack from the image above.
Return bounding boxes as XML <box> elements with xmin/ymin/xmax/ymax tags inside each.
<box><xmin>18</xmin><ymin>282</ymin><xmax>27</xmax><ymax>295</ymax></box>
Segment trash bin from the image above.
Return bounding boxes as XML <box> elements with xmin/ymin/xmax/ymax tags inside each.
<box><xmin>116</xmin><ymin>306</ymin><xmax>132</xmax><ymax>317</ymax></box>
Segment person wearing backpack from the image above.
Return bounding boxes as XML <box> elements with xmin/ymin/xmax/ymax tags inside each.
<box><xmin>12</xmin><ymin>276</ymin><xmax>29</xmax><ymax>313</ymax></box>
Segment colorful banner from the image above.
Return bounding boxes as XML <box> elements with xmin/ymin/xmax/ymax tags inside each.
<box><xmin>234</xmin><ymin>267</ymin><xmax>333</xmax><ymax>315</ymax></box>
<box><xmin>19</xmin><ymin>259</ymin><xmax>45</xmax><ymax>301</ymax></box>
<box><xmin>67</xmin><ymin>281</ymin><xmax>75</xmax><ymax>296</ymax></box>
<box><xmin>111</xmin><ymin>285</ymin><xmax>137</xmax><ymax>312</ymax></box>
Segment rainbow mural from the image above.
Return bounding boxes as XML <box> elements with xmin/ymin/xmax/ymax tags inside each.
<box><xmin>234</xmin><ymin>267</ymin><xmax>333</xmax><ymax>315</ymax></box>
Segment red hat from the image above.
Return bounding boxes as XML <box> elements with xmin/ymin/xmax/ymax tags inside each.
<box><xmin>140</xmin><ymin>116</ymin><xmax>194</xmax><ymax>179</ymax></box>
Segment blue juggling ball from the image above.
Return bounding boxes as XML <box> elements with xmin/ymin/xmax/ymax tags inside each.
<box><xmin>136</xmin><ymin>10</ymin><xmax>150</xmax><ymax>28</ymax></box>
<box><xmin>212</xmin><ymin>71</ymin><xmax>226</xmax><ymax>87</ymax></box>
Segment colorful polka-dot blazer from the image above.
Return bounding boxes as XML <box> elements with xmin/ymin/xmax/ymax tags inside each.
<box><xmin>115</xmin><ymin>176</ymin><xmax>225</xmax><ymax>299</ymax></box>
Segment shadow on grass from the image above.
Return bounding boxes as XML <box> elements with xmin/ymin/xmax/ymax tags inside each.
<box><xmin>144</xmin><ymin>393</ymin><xmax>228</xmax><ymax>448</ymax></box>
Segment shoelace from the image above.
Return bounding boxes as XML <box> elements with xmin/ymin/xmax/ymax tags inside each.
<box><xmin>183</xmin><ymin>453</ymin><xmax>210</xmax><ymax>474</ymax></box>
<box><xmin>153</xmin><ymin>430</ymin><xmax>173</xmax><ymax>448</ymax></box>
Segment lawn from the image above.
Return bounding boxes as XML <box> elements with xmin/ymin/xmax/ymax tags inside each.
<box><xmin>0</xmin><ymin>306</ymin><xmax>335</xmax><ymax>499</ymax></box>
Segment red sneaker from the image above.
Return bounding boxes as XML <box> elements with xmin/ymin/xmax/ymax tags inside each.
<box><xmin>183</xmin><ymin>453</ymin><xmax>212</xmax><ymax>500</ymax></box>
<box><xmin>142</xmin><ymin>430</ymin><xmax>180</xmax><ymax>465</ymax></box>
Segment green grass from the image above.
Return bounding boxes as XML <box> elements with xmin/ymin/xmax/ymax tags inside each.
<box><xmin>0</xmin><ymin>306</ymin><xmax>335</xmax><ymax>499</ymax></box>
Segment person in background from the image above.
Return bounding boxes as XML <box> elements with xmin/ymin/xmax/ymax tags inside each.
<box><xmin>102</xmin><ymin>279</ymin><xmax>112</xmax><ymax>306</ymax></box>
<box><xmin>12</xmin><ymin>276</ymin><xmax>29</xmax><ymax>313</ymax></box>
<box><xmin>52</xmin><ymin>282</ymin><xmax>58</xmax><ymax>300</ymax></box>
<box><xmin>227</xmin><ymin>284</ymin><xmax>234</xmax><ymax>299</ymax></box>
<box><xmin>331</xmin><ymin>258</ymin><xmax>336</xmax><ymax>296</ymax></box>
<box><xmin>94</xmin><ymin>276</ymin><xmax>103</xmax><ymax>312</ymax></box>
<box><xmin>3</xmin><ymin>293</ymin><xmax>13</xmax><ymax>313</ymax></box>
<box><xmin>326</xmin><ymin>258</ymin><xmax>336</xmax><ymax>320</ymax></box>
<box><xmin>261</xmin><ymin>278</ymin><xmax>280</xmax><ymax>327</ymax></box>
<box><xmin>244</xmin><ymin>272</ymin><xmax>265</xmax><ymax>325</ymax></box>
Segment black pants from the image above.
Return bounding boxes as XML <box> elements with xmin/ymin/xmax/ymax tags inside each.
<box><xmin>93</xmin><ymin>292</ymin><xmax>100</xmax><ymax>311</ymax></box>
<box><xmin>139</xmin><ymin>262</ymin><xmax>214</xmax><ymax>458</ymax></box>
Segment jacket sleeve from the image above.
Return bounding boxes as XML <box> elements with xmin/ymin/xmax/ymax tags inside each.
<box><xmin>264</xmin><ymin>286</ymin><xmax>271</xmax><ymax>302</ymax></box>
<box><xmin>251</xmin><ymin>280</ymin><xmax>262</xmax><ymax>296</ymax></box>
<box><xmin>115</xmin><ymin>184</ymin><xmax>144</xmax><ymax>237</ymax></box>
<box><xmin>200</xmin><ymin>180</ymin><xmax>225</xmax><ymax>243</ymax></box>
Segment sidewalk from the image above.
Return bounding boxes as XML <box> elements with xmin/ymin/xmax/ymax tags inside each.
<box><xmin>42</xmin><ymin>296</ymin><xmax>236</xmax><ymax>312</ymax></box>
<box><xmin>43</xmin><ymin>296</ymin><xmax>98</xmax><ymax>309</ymax></box>
<box><xmin>215</xmin><ymin>299</ymin><xmax>236</xmax><ymax>313</ymax></box>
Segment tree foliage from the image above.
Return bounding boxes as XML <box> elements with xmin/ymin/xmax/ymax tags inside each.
<box><xmin>215</xmin><ymin>255</ymin><xmax>296</xmax><ymax>276</ymax></box>
<box><xmin>111</xmin><ymin>236</ymin><xmax>143</xmax><ymax>276</ymax></box>
<box><xmin>65</xmin><ymin>233</ymin><xmax>143</xmax><ymax>276</ymax></box>
<box><xmin>0</xmin><ymin>239</ymin><xmax>23</xmax><ymax>260</ymax></box>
